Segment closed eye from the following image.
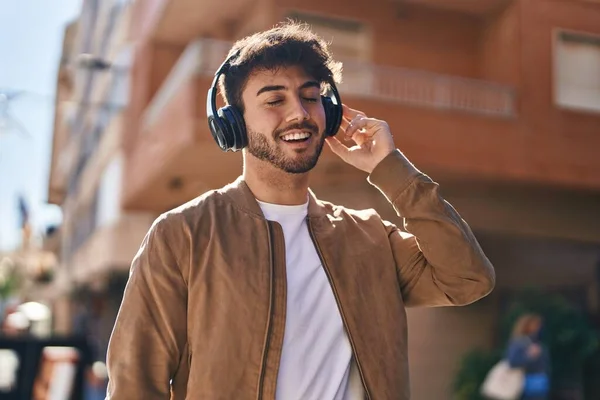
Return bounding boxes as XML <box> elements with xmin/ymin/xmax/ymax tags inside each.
<box><xmin>266</xmin><ymin>97</ymin><xmax>318</xmax><ymax>106</ymax></box>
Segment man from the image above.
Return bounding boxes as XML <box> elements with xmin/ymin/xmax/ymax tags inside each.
<box><xmin>106</xmin><ymin>22</ymin><xmax>495</xmax><ymax>399</ymax></box>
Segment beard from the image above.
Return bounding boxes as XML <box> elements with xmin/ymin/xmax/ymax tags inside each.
<box><xmin>246</xmin><ymin>121</ymin><xmax>325</xmax><ymax>174</ymax></box>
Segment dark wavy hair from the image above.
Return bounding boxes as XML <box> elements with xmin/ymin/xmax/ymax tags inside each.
<box><xmin>218</xmin><ymin>20</ymin><xmax>343</xmax><ymax>113</ymax></box>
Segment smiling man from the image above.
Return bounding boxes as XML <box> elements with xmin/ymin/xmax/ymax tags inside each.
<box><xmin>105</xmin><ymin>21</ymin><xmax>495</xmax><ymax>400</ymax></box>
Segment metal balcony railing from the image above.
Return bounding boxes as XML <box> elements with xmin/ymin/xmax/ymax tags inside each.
<box><xmin>143</xmin><ymin>38</ymin><xmax>517</xmax><ymax>129</ymax></box>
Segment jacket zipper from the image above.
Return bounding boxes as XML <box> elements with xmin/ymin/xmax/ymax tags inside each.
<box><xmin>257</xmin><ymin>222</ymin><xmax>275</xmax><ymax>400</ymax></box>
<box><xmin>307</xmin><ymin>218</ymin><xmax>372</xmax><ymax>400</ymax></box>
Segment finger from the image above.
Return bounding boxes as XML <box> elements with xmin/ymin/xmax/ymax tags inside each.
<box><xmin>325</xmin><ymin>136</ymin><xmax>351</xmax><ymax>161</ymax></box>
<box><xmin>345</xmin><ymin>115</ymin><xmax>364</xmax><ymax>137</ymax></box>
<box><xmin>340</xmin><ymin>115</ymin><xmax>352</xmax><ymax>134</ymax></box>
<box><xmin>346</xmin><ymin>117</ymin><xmax>377</xmax><ymax>140</ymax></box>
<box><xmin>339</xmin><ymin>116</ymin><xmax>350</xmax><ymax>132</ymax></box>
<box><xmin>342</xmin><ymin>104</ymin><xmax>366</xmax><ymax>120</ymax></box>
<box><xmin>343</xmin><ymin>103</ymin><xmax>365</xmax><ymax>116</ymax></box>
<box><xmin>339</xmin><ymin>118</ymin><xmax>358</xmax><ymax>141</ymax></box>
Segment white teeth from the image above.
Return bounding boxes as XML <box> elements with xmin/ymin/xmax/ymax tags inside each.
<box><xmin>281</xmin><ymin>132</ymin><xmax>311</xmax><ymax>141</ymax></box>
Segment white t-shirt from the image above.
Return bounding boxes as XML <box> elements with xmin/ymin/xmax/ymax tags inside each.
<box><xmin>257</xmin><ymin>199</ymin><xmax>364</xmax><ymax>400</ymax></box>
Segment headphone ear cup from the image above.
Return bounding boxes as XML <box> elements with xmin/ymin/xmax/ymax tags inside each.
<box><xmin>322</xmin><ymin>95</ymin><xmax>342</xmax><ymax>137</ymax></box>
<box><xmin>217</xmin><ymin>107</ymin><xmax>236</xmax><ymax>151</ymax></box>
<box><xmin>218</xmin><ymin>106</ymin><xmax>247</xmax><ymax>151</ymax></box>
<box><xmin>226</xmin><ymin>105</ymin><xmax>247</xmax><ymax>150</ymax></box>
<box><xmin>209</xmin><ymin>113</ymin><xmax>233</xmax><ymax>151</ymax></box>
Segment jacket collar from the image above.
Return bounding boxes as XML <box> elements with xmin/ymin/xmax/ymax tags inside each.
<box><xmin>223</xmin><ymin>176</ymin><xmax>328</xmax><ymax>220</ymax></box>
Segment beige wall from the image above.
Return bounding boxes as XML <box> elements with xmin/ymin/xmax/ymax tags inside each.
<box><xmin>480</xmin><ymin>1</ymin><xmax>521</xmax><ymax>86</ymax></box>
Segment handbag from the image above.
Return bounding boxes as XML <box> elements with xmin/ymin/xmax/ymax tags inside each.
<box><xmin>480</xmin><ymin>360</ymin><xmax>525</xmax><ymax>400</ymax></box>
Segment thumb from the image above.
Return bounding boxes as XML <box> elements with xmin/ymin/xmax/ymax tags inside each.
<box><xmin>325</xmin><ymin>137</ymin><xmax>351</xmax><ymax>161</ymax></box>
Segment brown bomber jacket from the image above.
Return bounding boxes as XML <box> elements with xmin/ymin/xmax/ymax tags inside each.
<box><xmin>105</xmin><ymin>149</ymin><xmax>495</xmax><ymax>400</ymax></box>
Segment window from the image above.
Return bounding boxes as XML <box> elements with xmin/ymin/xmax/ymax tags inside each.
<box><xmin>96</xmin><ymin>153</ymin><xmax>123</xmax><ymax>228</ymax></box>
<box><xmin>286</xmin><ymin>11</ymin><xmax>370</xmax><ymax>62</ymax></box>
<box><xmin>110</xmin><ymin>46</ymin><xmax>132</xmax><ymax>109</ymax></box>
<box><xmin>554</xmin><ymin>30</ymin><xmax>600</xmax><ymax>113</ymax></box>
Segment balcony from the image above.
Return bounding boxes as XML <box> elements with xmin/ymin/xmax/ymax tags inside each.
<box><xmin>122</xmin><ymin>38</ymin><xmax>522</xmax><ymax>211</ymax></box>
<box><xmin>341</xmin><ymin>61</ymin><xmax>515</xmax><ymax>118</ymax></box>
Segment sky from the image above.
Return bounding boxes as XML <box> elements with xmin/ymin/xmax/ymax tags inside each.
<box><xmin>0</xmin><ymin>0</ymin><xmax>82</xmax><ymax>251</ymax></box>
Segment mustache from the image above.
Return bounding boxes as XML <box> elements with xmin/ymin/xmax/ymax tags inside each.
<box><xmin>273</xmin><ymin>121</ymin><xmax>319</xmax><ymax>138</ymax></box>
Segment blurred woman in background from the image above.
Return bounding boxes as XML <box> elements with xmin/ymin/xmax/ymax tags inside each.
<box><xmin>506</xmin><ymin>313</ymin><xmax>551</xmax><ymax>400</ymax></box>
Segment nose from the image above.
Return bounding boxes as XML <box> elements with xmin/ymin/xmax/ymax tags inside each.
<box><xmin>286</xmin><ymin>97</ymin><xmax>310</xmax><ymax>123</ymax></box>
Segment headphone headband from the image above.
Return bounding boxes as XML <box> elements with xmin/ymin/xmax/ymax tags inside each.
<box><xmin>206</xmin><ymin>50</ymin><xmax>239</xmax><ymax>124</ymax></box>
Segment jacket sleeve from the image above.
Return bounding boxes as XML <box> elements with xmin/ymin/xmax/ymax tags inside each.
<box><xmin>506</xmin><ymin>338</ymin><xmax>530</xmax><ymax>368</ymax></box>
<box><xmin>368</xmin><ymin>149</ymin><xmax>495</xmax><ymax>307</ymax></box>
<box><xmin>106</xmin><ymin>215</ymin><xmax>189</xmax><ymax>399</ymax></box>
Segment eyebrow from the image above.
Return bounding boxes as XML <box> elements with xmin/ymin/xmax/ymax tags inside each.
<box><xmin>256</xmin><ymin>80</ymin><xmax>320</xmax><ymax>96</ymax></box>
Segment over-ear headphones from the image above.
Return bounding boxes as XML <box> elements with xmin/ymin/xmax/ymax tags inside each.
<box><xmin>206</xmin><ymin>52</ymin><xmax>343</xmax><ymax>152</ymax></box>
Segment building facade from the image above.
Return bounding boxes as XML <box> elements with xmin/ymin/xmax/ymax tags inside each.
<box><xmin>46</xmin><ymin>0</ymin><xmax>600</xmax><ymax>398</ymax></box>
<box><xmin>46</xmin><ymin>0</ymin><xmax>154</xmax><ymax>359</ymax></box>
